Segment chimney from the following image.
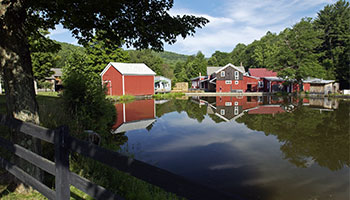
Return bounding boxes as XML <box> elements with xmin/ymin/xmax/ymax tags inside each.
<box><xmin>240</xmin><ymin>62</ymin><xmax>243</xmax><ymax>67</ymax></box>
<box><xmin>199</xmin><ymin>72</ymin><xmax>201</xmax><ymax>77</ymax></box>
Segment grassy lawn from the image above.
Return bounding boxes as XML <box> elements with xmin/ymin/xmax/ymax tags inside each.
<box><xmin>0</xmin><ymin>94</ymin><xmax>184</xmax><ymax>200</ymax></box>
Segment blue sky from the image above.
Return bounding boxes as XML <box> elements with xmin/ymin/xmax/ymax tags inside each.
<box><xmin>48</xmin><ymin>0</ymin><xmax>337</xmax><ymax>57</ymax></box>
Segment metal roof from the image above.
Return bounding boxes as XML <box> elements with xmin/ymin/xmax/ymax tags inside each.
<box><xmin>214</xmin><ymin>63</ymin><xmax>245</xmax><ymax>74</ymax></box>
<box><xmin>100</xmin><ymin>62</ymin><xmax>156</xmax><ymax>76</ymax></box>
<box><xmin>112</xmin><ymin>119</ymin><xmax>156</xmax><ymax>133</ymax></box>
<box><xmin>249</xmin><ymin>68</ymin><xmax>277</xmax><ymax>78</ymax></box>
<box><xmin>207</xmin><ymin>67</ymin><xmax>222</xmax><ymax>76</ymax></box>
<box><xmin>264</xmin><ymin>77</ymin><xmax>285</xmax><ymax>81</ymax></box>
<box><xmin>303</xmin><ymin>77</ymin><xmax>335</xmax><ymax>84</ymax></box>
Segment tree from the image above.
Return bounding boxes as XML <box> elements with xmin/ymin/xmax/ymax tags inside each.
<box><xmin>85</xmin><ymin>31</ymin><xmax>130</xmax><ymax>74</ymax></box>
<box><xmin>129</xmin><ymin>49</ymin><xmax>163</xmax><ymax>75</ymax></box>
<box><xmin>208</xmin><ymin>51</ymin><xmax>232</xmax><ymax>66</ymax></box>
<box><xmin>315</xmin><ymin>0</ymin><xmax>350</xmax><ymax>89</ymax></box>
<box><xmin>272</xmin><ymin>18</ymin><xmax>327</xmax><ymax>81</ymax></box>
<box><xmin>230</xmin><ymin>43</ymin><xmax>247</xmax><ymax>66</ymax></box>
<box><xmin>175</xmin><ymin>51</ymin><xmax>207</xmax><ymax>83</ymax></box>
<box><xmin>29</xmin><ymin>30</ymin><xmax>61</xmax><ymax>82</ymax></box>
<box><xmin>0</xmin><ymin>0</ymin><xmax>208</xmax><ymax>123</ymax></box>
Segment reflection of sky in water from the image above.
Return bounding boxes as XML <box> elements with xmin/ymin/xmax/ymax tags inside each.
<box><xmin>122</xmin><ymin>101</ymin><xmax>349</xmax><ymax>200</ymax></box>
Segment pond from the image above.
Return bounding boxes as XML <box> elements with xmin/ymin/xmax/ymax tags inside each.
<box><xmin>112</xmin><ymin>96</ymin><xmax>349</xmax><ymax>200</ymax></box>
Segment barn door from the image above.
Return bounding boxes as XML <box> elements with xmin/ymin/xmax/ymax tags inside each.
<box><xmin>104</xmin><ymin>80</ymin><xmax>112</xmax><ymax>95</ymax></box>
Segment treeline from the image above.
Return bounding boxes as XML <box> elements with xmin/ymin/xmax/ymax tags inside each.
<box><xmin>165</xmin><ymin>0</ymin><xmax>349</xmax><ymax>88</ymax></box>
<box><xmin>206</xmin><ymin>0</ymin><xmax>350</xmax><ymax>88</ymax></box>
<box><xmin>31</xmin><ymin>0</ymin><xmax>349</xmax><ymax>88</ymax></box>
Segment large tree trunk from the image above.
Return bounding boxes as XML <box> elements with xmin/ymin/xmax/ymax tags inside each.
<box><xmin>0</xmin><ymin>0</ymin><xmax>39</xmax><ymax>123</ymax></box>
<box><xmin>0</xmin><ymin>0</ymin><xmax>42</xmax><ymax>183</ymax></box>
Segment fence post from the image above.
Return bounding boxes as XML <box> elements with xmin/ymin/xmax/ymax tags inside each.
<box><xmin>55</xmin><ymin>126</ymin><xmax>70</xmax><ymax>200</ymax></box>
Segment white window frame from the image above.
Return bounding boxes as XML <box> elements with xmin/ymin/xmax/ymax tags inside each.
<box><xmin>234</xmin><ymin>106</ymin><xmax>239</xmax><ymax>115</ymax></box>
<box><xmin>225</xmin><ymin>80</ymin><xmax>232</xmax><ymax>84</ymax></box>
<box><xmin>234</xmin><ymin>71</ymin><xmax>239</xmax><ymax>80</ymax></box>
<box><xmin>220</xmin><ymin>109</ymin><xmax>225</xmax><ymax>115</ymax></box>
<box><xmin>225</xmin><ymin>102</ymin><xmax>232</xmax><ymax>106</ymax></box>
<box><xmin>235</xmin><ymin>81</ymin><xmax>239</xmax><ymax>85</ymax></box>
<box><xmin>221</xmin><ymin>71</ymin><xmax>225</xmax><ymax>77</ymax></box>
<box><xmin>258</xmin><ymin>81</ymin><xmax>264</xmax><ymax>88</ymax></box>
<box><xmin>234</xmin><ymin>101</ymin><xmax>238</xmax><ymax>106</ymax></box>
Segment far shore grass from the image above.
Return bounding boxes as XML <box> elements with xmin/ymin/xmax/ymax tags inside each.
<box><xmin>107</xmin><ymin>92</ymin><xmax>185</xmax><ymax>103</ymax></box>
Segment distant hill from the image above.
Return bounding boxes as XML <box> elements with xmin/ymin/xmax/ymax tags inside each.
<box><xmin>54</xmin><ymin>41</ymin><xmax>188</xmax><ymax>69</ymax></box>
<box><xmin>151</xmin><ymin>51</ymin><xmax>188</xmax><ymax>65</ymax></box>
<box><xmin>53</xmin><ymin>41</ymin><xmax>85</xmax><ymax>68</ymax></box>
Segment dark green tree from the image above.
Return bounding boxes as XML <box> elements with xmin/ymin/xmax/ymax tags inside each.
<box><xmin>175</xmin><ymin>51</ymin><xmax>207</xmax><ymax>83</ymax></box>
<box><xmin>272</xmin><ymin>18</ymin><xmax>327</xmax><ymax>81</ymax></box>
<box><xmin>129</xmin><ymin>49</ymin><xmax>164</xmax><ymax>75</ymax></box>
<box><xmin>315</xmin><ymin>0</ymin><xmax>350</xmax><ymax>88</ymax></box>
<box><xmin>29</xmin><ymin>30</ymin><xmax>61</xmax><ymax>82</ymax></box>
<box><xmin>230</xmin><ymin>43</ymin><xmax>247</xmax><ymax>66</ymax></box>
<box><xmin>85</xmin><ymin>31</ymin><xmax>130</xmax><ymax>74</ymax></box>
<box><xmin>208</xmin><ymin>51</ymin><xmax>232</xmax><ymax>66</ymax></box>
<box><xmin>0</xmin><ymin>0</ymin><xmax>208</xmax><ymax>123</ymax></box>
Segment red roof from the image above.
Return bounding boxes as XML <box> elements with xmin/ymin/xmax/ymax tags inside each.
<box><xmin>249</xmin><ymin>68</ymin><xmax>277</xmax><ymax>78</ymax></box>
<box><xmin>248</xmin><ymin>106</ymin><xmax>285</xmax><ymax>114</ymax></box>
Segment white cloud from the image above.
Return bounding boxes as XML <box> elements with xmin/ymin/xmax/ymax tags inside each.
<box><xmin>165</xmin><ymin>0</ymin><xmax>337</xmax><ymax>57</ymax></box>
<box><xmin>48</xmin><ymin>24</ymin><xmax>69</xmax><ymax>36</ymax></box>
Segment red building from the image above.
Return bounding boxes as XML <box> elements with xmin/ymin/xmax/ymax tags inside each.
<box><xmin>215</xmin><ymin>64</ymin><xmax>259</xmax><ymax>93</ymax></box>
<box><xmin>248</xmin><ymin>68</ymin><xmax>301</xmax><ymax>93</ymax></box>
<box><xmin>100</xmin><ymin>62</ymin><xmax>156</xmax><ymax>96</ymax></box>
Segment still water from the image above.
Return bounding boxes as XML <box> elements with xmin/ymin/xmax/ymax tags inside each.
<box><xmin>112</xmin><ymin>96</ymin><xmax>349</xmax><ymax>200</ymax></box>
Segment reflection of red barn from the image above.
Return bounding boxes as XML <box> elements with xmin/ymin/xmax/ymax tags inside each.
<box><xmin>216</xmin><ymin>96</ymin><xmax>261</xmax><ymax>110</ymax></box>
<box><xmin>112</xmin><ymin>99</ymin><xmax>156</xmax><ymax>133</ymax></box>
<box><xmin>100</xmin><ymin>62</ymin><xmax>156</xmax><ymax>96</ymax></box>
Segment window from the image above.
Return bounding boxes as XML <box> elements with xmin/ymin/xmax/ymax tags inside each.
<box><xmin>221</xmin><ymin>71</ymin><xmax>225</xmax><ymax>77</ymax></box>
<box><xmin>225</xmin><ymin>102</ymin><xmax>232</xmax><ymax>106</ymax></box>
<box><xmin>234</xmin><ymin>101</ymin><xmax>238</xmax><ymax>106</ymax></box>
<box><xmin>235</xmin><ymin>81</ymin><xmax>239</xmax><ymax>85</ymax></box>
<box><xmin>225</xmin><ymin>80</ymin><xmax>232</xmax><ymax>84</ymax></box>
<box><xmin>258</xmin><ymin>81</ymin><xmax>264</xmax><ymax>88</ymax></box>
<box><xmin>234</xmin><ymin>106</ymin><xmax>239</xmax><ymax>115</ymax></box>
<box><xmin>235</xmin><ymin>71</ymin><xmax>239</xmax><ymax>80</ymax></box>
<box><xmin>220</xmin><ymin>109</ymin><xmax>225</xmax><ymax>115</ymax></box>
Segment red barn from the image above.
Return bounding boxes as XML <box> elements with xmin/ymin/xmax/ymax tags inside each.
<box><xmin>100</xmin><ymin>62</ymin><xmax>156</xmax><ymax>96</ymax></box>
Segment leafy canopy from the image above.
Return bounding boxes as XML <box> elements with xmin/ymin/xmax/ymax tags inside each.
<box><xmin>26</xmin><ymin>0</ymin><xmax>208</xmax><ymax>50</ymax></box>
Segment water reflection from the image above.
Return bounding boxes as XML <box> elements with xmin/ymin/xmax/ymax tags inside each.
<box><xmin>116</xmin><ymin>96</ymin><xmax>349</xmax><ymax>200</ymax></box>
<box><xmin>112</xmin><ymin>99</ymin><xmax>156</xmax><ymax>133</ymax></box>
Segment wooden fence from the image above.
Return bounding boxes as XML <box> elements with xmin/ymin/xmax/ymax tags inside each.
<box><xmin>0</xmin><ymin>114</ymin><xmax>240</xmax><ymax>200</ymax></box>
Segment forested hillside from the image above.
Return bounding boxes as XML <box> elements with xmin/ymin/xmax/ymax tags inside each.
<box><xmin>36</xmin><ymin>0</ymin><xmax>348</xmax><ymax>88</ymax></box>
<box><xmin>205</xmin><ymin>0</ymin><xmax>349</xmax><ymax>89</ymax></box>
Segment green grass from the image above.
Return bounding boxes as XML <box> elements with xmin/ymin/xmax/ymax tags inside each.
<box><xmin>106</xmin><ymin>95</ymin><xmax>136</xmax><ymax>103</ymax></box>
<box><xmin>0</xmin><ymin>93</ymin><xmax>184</xmax><ymax>200</ymax></box>
<box><xmin>153</xmin><ymin>92</ymin><xmax>184</xmax><ymax>99</ymax></box>
<box><xmin>36</xmin><ymin>91</ymin><xmax>60</xmax><ymax>97</ymax></box>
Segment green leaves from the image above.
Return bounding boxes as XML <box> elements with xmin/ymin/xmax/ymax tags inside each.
<box><xmin>29</xmin><ymin>30</ymin><xmax>61</xmax><ymax>82</ymax></box>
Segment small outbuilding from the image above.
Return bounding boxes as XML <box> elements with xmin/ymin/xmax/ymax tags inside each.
<box><xmin>155</xmin><ymin>76</ymin><xmax>171</xmax><ymax>93</ymax></box>
<box><xmin>100</xmin><ymin>62</ymin><xmax>156</xmax><ymax>96</ymax></box>
<box><xmin>303</xmin><ymin>78</ymin><xmax>339</xmax><ymax>94</ymax></box>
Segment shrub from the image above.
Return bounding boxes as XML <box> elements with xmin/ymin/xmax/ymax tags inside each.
<box><xmin>62</xmin><ymin>53</ymin><xmax>116</xmax><ymax>134</ymax></box>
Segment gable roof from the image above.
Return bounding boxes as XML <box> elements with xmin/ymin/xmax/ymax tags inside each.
<box><xmin>207</xmin><ymin>67</ymin><xmax>222</xmax><ymax>76</ymax></box>
<box><xmin>303</xmin><ymin>77</ymin><xmax>335</xmax><ymax>84</ymax></box>
<box><xmin>100</xmin><ymin>62</ymin><xmax>156</xmax><ymax>76</ymax></box>
<box><xmin>214</xmin><ymin>63</ymin><xmax>245</xmax><ymax>74</ymax></box>
<box><xmin>249</xmin><ymin>68</ymin><xmax>277</xmax><ymax>78</ymax></box>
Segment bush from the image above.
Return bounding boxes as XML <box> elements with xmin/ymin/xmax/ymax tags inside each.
<box><xmin>62</xmin><ymin>53</ymin><xmax>116</xmax><ymax>134</ymax></box>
